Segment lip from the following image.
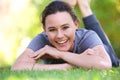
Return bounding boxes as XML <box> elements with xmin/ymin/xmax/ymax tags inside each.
<box><xmin>55</xmin><ymin>40</ymin><xmax>68</xmax><ymax>47</ymax></box>
<box><xmin>56</xmin><ymin>40</ymin><xmax>68</xmax><ymax>44</ymax></box>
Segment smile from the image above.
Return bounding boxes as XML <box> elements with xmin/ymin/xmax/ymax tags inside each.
<box><xmin>56</xmin><ymin>40</ymin><xmax>68</xmax><ymax>44</ymax></box>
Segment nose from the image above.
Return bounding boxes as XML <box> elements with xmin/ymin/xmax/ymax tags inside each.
<box><xmin>56</xmin><ymin>30</ymin><xmax>64</xmax><ymax>39</ymax></box>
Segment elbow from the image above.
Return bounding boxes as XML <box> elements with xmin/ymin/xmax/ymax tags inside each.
<box><xmin>11</xmin><ymin>67</ymin><xmax>16</xmax><ymax>71</ymax></box>
<box><xmin>11</xmin><ymin>63</ymin><xmax>26</xmax><ymax>71</ymax></box>
<box><xmin>96</xmin><ymin>61</ymin><xmax>112</xmax><ymax>70</ymax></box>
<box><xmin>11</xmin><ymin>65</ymin><xmax>17</xmax><ymax>71</ymax></box>
<box><xmin>11</xmin><ymin>62</ymin><xmax>34</xmax><ymax>71</ymax></box>
<box><xmin>11</xmin><ymin>64</ymin><xmax>20</xmax><ymax>71</ymax></box>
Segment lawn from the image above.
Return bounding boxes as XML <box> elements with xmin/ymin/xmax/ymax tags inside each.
<box><xmin>0</xmin><ymin>67</ymin><xmax>120</xmax><ymax>80</ymax></box>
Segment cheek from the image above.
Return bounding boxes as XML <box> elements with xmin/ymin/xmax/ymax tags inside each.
<box><xmin>70</xmin><ymin>33</ymin><xmax>75</xmax><ymax>41</ymax></box>
<box><xmin>69</xmin><ymin>31</ymin><xmax>76</xmax><ymax>42</ymax></box>
<box><xmin>47</xmin><ymin>33</ymin><xmax>55</xmax><ymax>42</ymax></box>
<box><xmin>67</xmin><ymin>29</ymin><xmax>76</xmax><ymax>37</ymax></box>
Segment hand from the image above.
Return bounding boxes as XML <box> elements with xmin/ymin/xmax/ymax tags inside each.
<box><xmin>64</xmin><ymin>0</ymin><xmax>77</xmax><ymax>7</ymax></box>
<box><xmin>29</xmin><ymin>45</ymin><xmax>61</xmax><ymax>60</ymax></box>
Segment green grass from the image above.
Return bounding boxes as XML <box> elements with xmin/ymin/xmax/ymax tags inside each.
<box><xmin>0</xmin><ymin>67</ymin><xmax>120</xmax><ymax>80</ymax></box>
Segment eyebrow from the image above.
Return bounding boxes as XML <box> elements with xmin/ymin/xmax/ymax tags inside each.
<box><xmin>48</xmin><ymin>27</ymin><xmax>55</xmax><ymax>30</ymax></box>
<box><xmin>48</xmin><ymin>23</ymin><xmax>69</xmax><ymax>29</ymax></box>
<box><xmin>61</xmin><ymin>24</ymin><xmax>69</xmax><ymax>27</ymax></box>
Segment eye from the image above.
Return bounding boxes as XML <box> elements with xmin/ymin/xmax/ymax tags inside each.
<box><xmin>62</xmin><ymin>26</ymin><xmax>69</xmax><ymax>30</ymax></box>
<box><xmin>49</xmin><ymin>28</ymin><xmax>56</xmax><ymax>32</ymax></box>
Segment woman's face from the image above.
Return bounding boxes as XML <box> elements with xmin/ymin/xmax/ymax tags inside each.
<box><xmin>44</xmin><ymin>11</ymin><xmax>78</xmax><ymax>51</ymax></box>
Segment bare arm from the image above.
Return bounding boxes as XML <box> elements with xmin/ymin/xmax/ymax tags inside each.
<box><xmin>32</xmin><ymin>63</ymin><xmax>74</xmax><ymax>71</ymax></box>
<box><xmin>11</xmin><ymin>48</ymin><xmax>74</xmax><ymax>71</ymax></box>
<box><xmin>11</xmin><ymin>48</ymin><xmax>36</xmax><ymax>70</ymax></box>
<box><xmin>59</xmin><ymin>45</ymin><xmax>112</xmax><ymax>69</ymax></box>
<box><xmin>32</xmin><ymin>45</ymin><xmax>112</xmax><ymax>70</ymax></box>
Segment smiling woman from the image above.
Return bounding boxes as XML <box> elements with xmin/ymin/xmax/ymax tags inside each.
<box><xmin>45</xmin><ymin>12</ymin><xmax>77</xmax><ymax>51</ymax></box>
<box><xmin>11</xmin><ymin>0</ymin><xmax>119</xmax><ymax>71</ymax></box>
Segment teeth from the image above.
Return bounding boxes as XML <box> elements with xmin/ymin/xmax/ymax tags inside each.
<box><xmin>57</xmin><ymin>40</ymin><xmax>67</xmax><ymax>44</ymax></box>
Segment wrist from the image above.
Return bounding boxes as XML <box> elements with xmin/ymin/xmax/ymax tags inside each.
<box><xmin>65</xmin><ymin>63</ymin><xmax>76</xmax><ymax>69</ymax></box>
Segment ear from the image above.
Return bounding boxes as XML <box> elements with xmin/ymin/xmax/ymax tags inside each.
<box><xmin>74</xmin><ymin>19</ymin><xmax>79</xmax><ymax>29</ymax></box>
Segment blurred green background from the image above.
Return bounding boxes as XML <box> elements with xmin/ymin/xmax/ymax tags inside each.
<box><xmin>0</xmin><ymin>0</ymin><xmax>120</xmax><ymax>68</ymax></box>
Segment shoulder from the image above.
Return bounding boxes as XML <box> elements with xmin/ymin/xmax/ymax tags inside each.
<box><xmin>27</xmin><ymin>32</ymin><xmax>51</xmax><ymax>51</ymax></box>
<box><xmin>36</xmin><ymin>32</ymin><xmax>47</xmax><ymax>38</ymax></box>
<box><xmin>33</xmin><ymin>32</ymin><xmax>49</xmax><ymax>41</ymax></box>
<box><xmin>33</xmin><ymin>32</ymin><xmax>51</xmax><ymax>43</ymax></box>
<box><xmin>76</xmin><ymin>28</ymin><xmax>102</xmax><ymax>43</ymax></box>
<box><xmin>76</xmin><ymin>28</ymin><xmax>97</xmax><ymax>38</ymax></box>
<box><xmin>75</xmin><ymin>28</ymin><xmax>103</xmax><ymax>52</ymax></box>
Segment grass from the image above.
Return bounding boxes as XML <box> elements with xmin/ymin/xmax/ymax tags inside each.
<box><xmin>0</xmin><ymin>66</ymin><xmax>120</xmax><ymax>80</ymax></box>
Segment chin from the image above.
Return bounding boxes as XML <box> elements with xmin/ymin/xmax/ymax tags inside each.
<box><xmin>57</xmin><ymin>48</ymin><xmax>69</xmax><ymax>52</ymax></box>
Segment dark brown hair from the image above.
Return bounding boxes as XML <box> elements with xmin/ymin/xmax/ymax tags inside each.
<box><xmin>42</xmin><ymin>1</ymin><xmax>78</xmax><ymax>27</ymax></box>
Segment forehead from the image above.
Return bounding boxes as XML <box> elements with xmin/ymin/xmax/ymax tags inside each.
<box><xmin>45</xmin><ymin>11</ymin><xmax>73</xmax><ymax>27</ymax></box>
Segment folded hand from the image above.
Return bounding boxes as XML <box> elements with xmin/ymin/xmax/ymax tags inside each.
<box><xmin>29</xmin><ymin>45</ymin><xmax>61</xmax><ymax>60</ymax></box>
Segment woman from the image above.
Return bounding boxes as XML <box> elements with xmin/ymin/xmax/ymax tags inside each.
<box><xmin>11</xmin><ymin>0</ymin><xmax>119</xmax><ymax>71</ymax></box>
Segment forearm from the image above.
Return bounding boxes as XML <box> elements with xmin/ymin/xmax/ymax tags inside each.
<box><xmin>32</xmin><ymin>63</ymin><xmax>75</xmax><ymax>70</ymax></box>
<box><xmin>11</xmin><ymin>60</ymin><xmax>74</xmax><ymax>71</ymax></box>
<box><xmin>60</xmin><ymin>53</ymin><xmax>110</xmax><ymax>69</ymax></box>
<box><xmin>11</xmin><ymin>56</ymin><xmax>36</xmax><ymax>71</ymax></box>
<box><xmin>59</xmin><ymin>46</ymin><xmax>112</xmax><ymax>69</ymax></box>
<box><xmin>11</xmin><ymin>62</ymin><xmax>34</xmax><ymax>71</ymax></box>
<box><xmin>11</xmin><ymin>48</ymin><xmax>36</xmax><ymax>71</ymax></box>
